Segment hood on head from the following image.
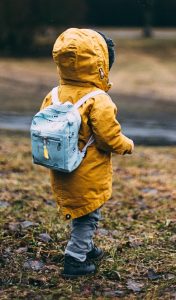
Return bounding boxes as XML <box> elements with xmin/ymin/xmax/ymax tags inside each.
<box><xmin>52</xmin><ymin>28</ymin><xmax>111</xmax><ymax>91</ymax></box>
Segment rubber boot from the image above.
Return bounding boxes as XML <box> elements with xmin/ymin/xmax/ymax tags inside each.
<box><xmin>87</xmin><ymin>246</ymin><xmax>104</xmax><ymax>261</ymax></box>
<box><xmin>62</xmin><ymin>255</ymin><xmax>96</xmax><ymax>278</ymax></box>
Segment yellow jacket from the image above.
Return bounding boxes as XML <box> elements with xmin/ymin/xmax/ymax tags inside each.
<box><xmin>41</xmin><ymin>28</ymin><xmax>133</xmax><ymax>220</ymax></box>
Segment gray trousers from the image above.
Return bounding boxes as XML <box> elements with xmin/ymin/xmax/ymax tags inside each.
<box><xmin>65</xmin><ymin>208</ymin><xmax>101</xmax><ymax>261</ymax></box>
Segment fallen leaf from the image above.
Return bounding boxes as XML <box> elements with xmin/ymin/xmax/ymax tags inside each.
<box><xmin>23</xmin><ymin>259</ymin><xmax>44</xmax><ymax>271</ymax></box>
<box><xmin>16</xmin><ymin>247</ymin><xmax>28</xmax><ymax>254</ymax></box>
<box><xmin>164</xmin><ymin>273</ymin><xmax>175</xmax><ymax>280</ymax></box>
<box><xmin>165</xmin><ymin>219</ymin><xmax>171</xmax><ymax>227</ymax></box>
<box><xmin>146</xmin><ymin>232</ymin><xmax>155</xmax><ymax>239</ymax></box>
<box><xmin>0</xmin><ymin>201</ymin><xmax>10</xmax><ymax>208</ymax></box>
<box><xmin>39</xmin><ymin>233</ymin><xmax>51</xmax><ymax>242</ymax></box>
<box><xmin>127</xmin><ymin>279</ymin><xmax>144</xmax><ymax>292</ymax></box>
<box><xmin>44</xmin><ymin>199</ymin><xmax>56</xmax><ymax>207</ymax></box>
<box><xmin>97</xmin><ymin>228</ymin><xmax>109</xmax><ymax>236</ymax></box>
<box><xmin>147</xmin><ymin>269</ymin><xmax>163</xmax><ymax>280</ymax></box>
<box><xmin>45</xmin><ymin>265</ymin><xmax>59</xmax><ymax>271</ymax></box>
<box><xmin>8</xmin><ymin>222</ymin><xmax>20</xmax><ymax>232</ymax></box>
<box><xmin>111</xmin><ymin>230</ymin><xmax>120</xmax><ymax>237</ymax></box>
<box><xmin>141</xmin><ymin>188</ymin><xmax>158</xmax><ymax>195</ymax></box>
<box><xmin>104</xmin><ymin>289</ymin><xmax>126</xmax><ymax>297</ymax></box>
<box><xmin>127</xmin><ymin>236</ymin><xmax>143</xmax><ymax>248</ymax></box>
<box><xmin>4</xmin><ymin>247</ymin><xmax>11</xmax><ymax>254</ymax></box>
<box><xmin>20</xmin><ymin>221</ymin><xmax>38</xmax><ymax>229</ymax></box>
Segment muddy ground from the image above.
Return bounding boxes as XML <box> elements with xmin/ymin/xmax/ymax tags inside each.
<box><xmin>0</xmin><ymin>37</ymin><xmax>176</xmax><ymax>299</ymax></box>
<box><xmin>0</xmin><ymin>131</ymin><xmax>176</xmax><ymax>299</ymax></box>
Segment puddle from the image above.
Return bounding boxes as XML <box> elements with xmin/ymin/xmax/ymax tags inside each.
<box><xmin>0</xmin><ymin>113</ymin><xmax>32</xmax><ymax>131</ymax></box>
<box><xmin>0</xmin><ymin>112</ymin><xmax>175</xmax><ymax>145</ymax></box>
<box><xmin>123</xmin><ymin>120</ymin><xmax>176</xmax><ymax>145</ymax></box>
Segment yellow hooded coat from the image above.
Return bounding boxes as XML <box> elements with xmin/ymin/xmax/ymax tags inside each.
<box><xmin>41</xmin><ymin>28</ymin><xmax>133</xmax><ymax>220</ymax></box>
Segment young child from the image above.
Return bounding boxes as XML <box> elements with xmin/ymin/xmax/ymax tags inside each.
<box><xmin>41</xmin><ymin>28</ymin><xmax>134</xmax><ymax>278</ymax></box>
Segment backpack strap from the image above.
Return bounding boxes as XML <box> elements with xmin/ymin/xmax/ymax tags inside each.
<box><xmin>74</xmin><ymin>89</ymin><xmax>107</xmax><ymax>155</ymax></box>
<box><xmin>51</xmin><ymin>87</ymin><xmax>107</xmax><ymax>155</ymax></box>
<box><xmin>51</xmin><ymin>87</ymin><xmax>106</xmax><ymax>107</ymax></box>
<box><xmin>51</xmin><ymin>86</ymin><xmax>61</xmax><ymax>105</ymax></box>
<box><xmin>81</xmin><ymin>135</ymin><xmax>95</xmax><ymax>156</ymax></box>
<box><xmin>74</xmin><ymin>89</ymin><xmax>106</xmax><ymax>109</ymax></box>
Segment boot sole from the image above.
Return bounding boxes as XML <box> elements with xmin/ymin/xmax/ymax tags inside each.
<box><xmin>61</xmin><ymin>271</ymin><xmax>96</xmax><ymax>279</ymax></box>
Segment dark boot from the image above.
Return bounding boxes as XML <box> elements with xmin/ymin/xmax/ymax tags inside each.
<box><xmin>87</xmin><ymin>246</ymin><xmax>104</xmax><ymax>261</ymax></box>
<box><xmin>62</xmin><ymin>255</ymin><xmax>96</xmax><ymax>278</ymax></box>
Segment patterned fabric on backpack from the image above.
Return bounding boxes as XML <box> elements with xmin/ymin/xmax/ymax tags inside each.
<box><xmin>30</xmin><ymin>87</ymin><xmax>105</xmax><ymax>172</ymax></box>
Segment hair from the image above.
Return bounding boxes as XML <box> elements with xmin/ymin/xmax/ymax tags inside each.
<box><xmin>97</xmin><ymin>31</ymin><xmax>115</xmax><ymax>70</ymax></box>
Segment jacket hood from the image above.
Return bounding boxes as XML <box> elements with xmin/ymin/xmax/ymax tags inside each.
<box><xmin>52</xmin><ymin>28</ymin><xmax>111</xmax><ymax>91</ymax></box>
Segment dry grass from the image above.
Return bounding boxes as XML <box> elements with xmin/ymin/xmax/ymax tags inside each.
<box><xmin>0</xmin><ymin>131</ymin><xmax>176</xmax><ymax>299</ymax></box>
<box><xmin>0</xmin><ymin>58</ymin><xmax>57</xmax><ymax>113</ymax></box>
<box><xmin>110</xmin><ymin>39</ymin><xmax>176</xmax><ymax>102</ymax></box>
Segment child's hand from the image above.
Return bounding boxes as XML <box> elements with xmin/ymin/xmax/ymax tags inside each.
<box><xmin>130</xmin><ymin>140</ymin><xmax>134</xmax><ymax>153</ymax></box>
<box><xmin>123</xmin><ymin>138</ymin><xmax>134</xmax><ymax>155</ymax></box>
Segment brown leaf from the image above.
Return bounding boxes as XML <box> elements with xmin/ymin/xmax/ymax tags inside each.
<box><xmin>20</xmin><ymin>221</ymin><xmax>38</xmax><ymax>229</ymax></box>
<box><xmin>8</xmin><ymin>222</ymin><xmax>20</xmax><ymax>232</ymax></box>
<box><xmin>39</xmin><ymin>233</ymin><xmax>52</xmax><ymax>242</ymax></box>
<box><xmin>16</xmin><ymin>247</ymin><xmax>28</xmax><ymax>254</ymax></box>
<box><xmin>23</xmin><ymin>259</ymin><xmax>44</xmax><ymax>271</ymax></box>
<box><xmin>127</xmin><ymin>279</ymin><xmax>144</xmax><ymax>292</ymax></box>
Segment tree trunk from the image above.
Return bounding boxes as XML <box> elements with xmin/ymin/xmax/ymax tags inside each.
<box><xmin>141</xmin><ymin>0</ymin><xmax>154</xmax><ymax>38</ymax></box>
<box><xmin>143</xmin><ymin>7</ymin><xmax>153</xmax><ymax>37</ymax></box>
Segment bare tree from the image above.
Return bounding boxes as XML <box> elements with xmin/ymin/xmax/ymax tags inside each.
<box><xmin>137</xmin><ymin>0</ymin><xmax>154</xmax><ymax>38</ymax></box>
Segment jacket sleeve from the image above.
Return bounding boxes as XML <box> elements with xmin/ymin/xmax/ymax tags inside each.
<box><xmin>89</xmin><ymin>94</ymin><xmax>134</xmax><ymax>155</ymax></box>
<box><xmin>40</xmin><ymin>92</ymin><xmax>52</xmax><ymax>110</ymax></box>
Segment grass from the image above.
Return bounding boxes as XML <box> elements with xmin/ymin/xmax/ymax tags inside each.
<box><xmin>0</xmin><ymin>38</ymin><xmax>176</xmax><ymax>114</ymax></box>
<box><xmin>110</xmin><ymin>39</ymin><xmax>176</xmax><ymax>102</ymax></box>
<box><xmin>0</xmin><ymin>130</ymin><xmax>176</xmax><ymax>299</ymax></box>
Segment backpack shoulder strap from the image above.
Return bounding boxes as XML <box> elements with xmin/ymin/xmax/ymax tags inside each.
<box><xmin>51</xmin><ymin>88</ymin><xmax>106</xmax><ymax>107</ymax></box>
<box><xmin>74</xmin><ymin>89</ymin><xmax>107</xmax><ymax>156</ymax></box>
<box><xmin>51</xmin><ymin>86</ymin><xmax>61</xmax><ymax>105</ymax></box>
<box><xmin>74</xmin><ymin>89</ymin><xmax>106</xmax><ymax>109</ymax></box>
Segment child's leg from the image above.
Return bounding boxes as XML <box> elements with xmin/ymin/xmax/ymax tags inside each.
<box><xmin>65</xmin><ymin>208</ymin><xmax>101</xmax><ymax>261</ymax></box>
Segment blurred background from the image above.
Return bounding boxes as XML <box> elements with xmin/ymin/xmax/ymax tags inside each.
<box><xmin>0</xmin><ymin>0</ymin><xmax>176</xmax><ymax>145</ymax></box>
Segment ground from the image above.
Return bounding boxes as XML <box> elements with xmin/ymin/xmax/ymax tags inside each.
<box><xmin>0</xmin><ymin>131</ymin><xmax>176</xmax><ymax>299</ymax></box>
<box><xmin>0</xmin><ymin>34</ymin><xmax>176</xmax><ymax>299</ymax></box>
<box><xmin>0</xmin><ymin>39</ymin><xmax>176</xmax><ymax>114</ymax></box>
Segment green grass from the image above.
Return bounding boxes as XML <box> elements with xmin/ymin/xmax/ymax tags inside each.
<box><xmin>0</xmin><ymin>130</ymin><xmax>176</xmax><ymax>299</ymax></box>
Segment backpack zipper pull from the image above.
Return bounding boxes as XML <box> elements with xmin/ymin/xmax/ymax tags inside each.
<box><xmin>43</xmin><ymin>138</ymin><xmax>49</xmax><ymax>159</ymax></box>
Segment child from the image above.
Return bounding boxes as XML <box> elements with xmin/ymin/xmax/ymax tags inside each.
<box><xmin>41</xmin><ymin>28</ymin><xmax>134</xmax><ymax>278</ymax></box>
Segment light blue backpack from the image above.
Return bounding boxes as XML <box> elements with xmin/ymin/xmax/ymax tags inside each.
<box><xmin>30</xmin><ymin>87</ymin><xmax>106</xmax><ymax>172</ymax></box>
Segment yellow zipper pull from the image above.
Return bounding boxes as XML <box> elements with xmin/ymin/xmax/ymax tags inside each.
<box><xmin>43</xmin><ymin>138</ymin><xmax>49</xmax><ymax>159</ymax></box>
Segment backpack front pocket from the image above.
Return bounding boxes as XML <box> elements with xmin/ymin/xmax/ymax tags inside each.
<box><xmin>32</xmin><ymin>134</ymin><xmax>65</xmax><ymax>170</ymax></box>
